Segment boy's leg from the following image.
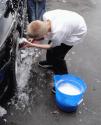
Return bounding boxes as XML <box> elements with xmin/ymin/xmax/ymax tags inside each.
<box><xmin>46</xmin><ymin>43</ymin><xmax>73</xmax><ymax>74</ymax></box>
<box><xmin>47</xmin><ymin>44</ymin><xmax>73</xmax><ymax>93</ymax></box>
<box><xmin>52</xmin><ymin>59</ymin><xmax>68</xmax><ymax>75</ymax></box>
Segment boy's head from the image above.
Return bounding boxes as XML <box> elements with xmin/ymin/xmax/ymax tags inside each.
<box><xmin>26</xmin><ymin>20</ymin><xmax>49</xmax><ymax>40</ymax></box>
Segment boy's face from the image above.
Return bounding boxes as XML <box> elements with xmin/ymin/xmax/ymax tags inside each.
<box><xmin>26</xmin><ymin>33</ymin><xmax>44</xmax><ymax>41</ymax></box>
<box><xmin>26</xmin><ymin>30</ymin><xmax>49</xmax><ymax>41</ymax></box>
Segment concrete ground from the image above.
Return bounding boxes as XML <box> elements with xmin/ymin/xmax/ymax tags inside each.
<box><xmin>0</xmin><ymin>0</ymin><xmax>101</xmax><ymax>125</ymax></box>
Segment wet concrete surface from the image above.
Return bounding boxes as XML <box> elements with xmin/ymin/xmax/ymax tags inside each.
<box><xmin>0</xmin><ymin>0</ymin><xmax>101</xmax><ymax>124</ymax></box>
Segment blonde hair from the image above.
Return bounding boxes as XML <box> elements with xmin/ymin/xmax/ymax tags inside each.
<box><xmin>27</xmin><ymin>20</ymin><xmax>48</xmax><ymax>39</ymax></box>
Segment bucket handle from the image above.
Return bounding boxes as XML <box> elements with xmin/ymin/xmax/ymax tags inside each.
<box><xmin>54</xmin><ymin>79</ymin><xmax>64</xmax><ymax>87</ymax></box>
<box><xmin>77</xmin><ymin>99</ymin><xmax>83</xmax><ymax>105</ymax></box>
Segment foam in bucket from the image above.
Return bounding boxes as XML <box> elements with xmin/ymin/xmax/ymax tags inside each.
<box><xmin>58</xmin><ymin>83</ymin><xmax>81</xmax><ymax>95</ymax></box>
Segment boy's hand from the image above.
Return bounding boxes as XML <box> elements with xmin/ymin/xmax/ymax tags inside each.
<box><xmin>19</xmin><ymin>38</ymin><xmax>29</xmax><ymax>48</ymax></box>
<box><xmin>23</xmin><ymin>40</ymin><xmax>40</xmax><ymax>48</ymax></box>
<box><xmin>31</xmin><ymin>40</ymin><xmax>40</xmax><ymax>44</ymax></box>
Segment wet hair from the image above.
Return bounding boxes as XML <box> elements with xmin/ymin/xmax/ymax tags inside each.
<box><xmin>27</xmin><ymin>20</ymin><xmax>48</xmax><ymax>39</ymax></box>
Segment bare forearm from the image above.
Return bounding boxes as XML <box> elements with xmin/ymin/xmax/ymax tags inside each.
<box><xmin>27</xmin><ymin>42</ymin><xmax>51</xmax><ymax>49</ymax></box>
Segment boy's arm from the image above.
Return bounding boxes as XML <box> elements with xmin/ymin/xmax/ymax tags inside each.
<box><xmin>25</xmin><ymin>40</ymin><xmax>52</xmax><ymax>49</ymax></box>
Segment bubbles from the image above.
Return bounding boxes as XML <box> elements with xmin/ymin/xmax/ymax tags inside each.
<box><xmin>58</xmin><ymin>83</ymin><xmax>81</xmax><ymax>95</ymax></box>
<box><xmin>0</xmin><ymin>106</ymin><xmax>7</xmax><ymax>117</ymax></box>
<box><xmin>10</xmin><ymin>47</ymin><xmax>41</xmax><ymax>112</ymax></box>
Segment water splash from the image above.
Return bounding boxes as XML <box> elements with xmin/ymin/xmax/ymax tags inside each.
<box><xmin>11</xmin><ymin>48</ymin><xmax>41</xmax><ymax>112</ymax></box>
<box><xmin>0</xmin><ymin>106</ymin><xmax>7</xmax><ymax>117</ymax></box>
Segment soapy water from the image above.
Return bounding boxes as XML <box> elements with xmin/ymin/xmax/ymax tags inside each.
<box><xmin>58</xmin><ymin>83</ymin><xmax>81</xmax><ymax>95</ymax></box>
<box><xmin>10</xmin><ymin>47</ymin><xmax>41</xmax><ymax>111</ymax></box>
<box><xmin>0</xmin><ymin>106</ymin><xmax>7</xmax><ymax>117</ymax></box>
<box><xmin>0</xmin><ymin>38</ymin><xmax>43</xmax><ymax>118</ymax></box>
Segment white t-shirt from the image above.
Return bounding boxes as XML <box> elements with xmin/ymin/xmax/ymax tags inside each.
<box><xmin>43</xmin><ymin>9</ymin><xmax>87</xmax><ymax>47</ymax></box>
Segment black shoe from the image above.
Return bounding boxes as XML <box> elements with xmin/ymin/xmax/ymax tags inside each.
<box><xmin>51</xmin><ymin>87</ymin><xmax>56</xmax><ymax>94</ymax></box>
<box><xmin>38</xmin><ymin>61</ymin><xmax>53</xmax><ymax>69</ymax></box>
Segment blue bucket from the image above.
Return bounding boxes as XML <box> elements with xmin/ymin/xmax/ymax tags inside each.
<box><xmin>53</xmin><ymin>74</ymin><xmax>87</xmax><ymax>112</ymax></box>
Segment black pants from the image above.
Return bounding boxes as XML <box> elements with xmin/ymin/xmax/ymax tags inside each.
<box><xmin>46</xmin><ymin>43</ymin><xmax>73</xmax><ymax>75</ymax></box>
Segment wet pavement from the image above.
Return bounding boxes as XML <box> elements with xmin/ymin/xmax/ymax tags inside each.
<box><xmin>0</xmin><ymin>0</ymin><xmax>101</xmax><ymax>124</ymax></box>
